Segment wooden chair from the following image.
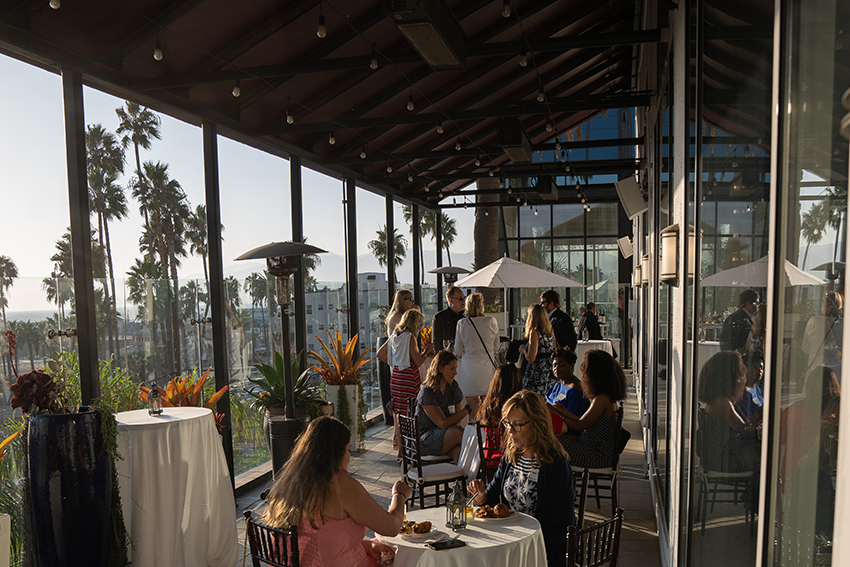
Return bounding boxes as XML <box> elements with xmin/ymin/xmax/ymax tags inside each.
<box><xmin>576</xmin><ymin>468</ymin><xmax>590</xmax><ymax>530</ymax></box>
<box><xmin>243</xmin><ymin>511</ymin><xmax>299</xmax><ymax>567</ymax></box>
<box><xmin>566</xmin><ymin>507</ymin><xmax>624</xmax><ymax>567</ymax></box>
<box><xmin>407</xmin><ymin>396</ymin><xmax>452</xmax><ymax>464</ymax></box>
<box><xmin>398</xmin><ymin>412</ymin><xmax>467</xmax><ymax>509</ymax></box>
<box><xmin>570</xmin><ymin>406</ymin><xmax>624</xmax><ymax>515</ymax></box>
<box><xmin>475</xmin><ymin>420</ymin><xmax>504</xmax><ymax>483</ymax></box>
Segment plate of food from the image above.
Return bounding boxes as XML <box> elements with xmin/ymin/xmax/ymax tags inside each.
<box><xmin>474</xmin><ymin>504</ymin><xmax>515</xmax><ymax>521</ymax></box>
<box><xmin>398</xmin><ymin>521</ymin><xmax>442</xmax><ymax>541</ymax></box>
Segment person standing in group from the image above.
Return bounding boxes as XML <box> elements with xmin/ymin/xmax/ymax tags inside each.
<box><xmin>377</xmin><ymin>309</ymin><xmax>434</xmax><ymax>453</ymax></box>
<box><xmin>385</xmin><ymin>289</ymin><xmax>415</xmax><ymax>335</ymax></box>
<box><xmin>432</xmin><ymin>286</ymin><xmax>465</xmax><ymax>351</ymax></box>
<box><xmin>541</xmin><ymin>289</ymin><xmax>577</xmax><ymax>351</ymax></box>
<box><xmin>719</xmin><ymin>289</ymin><xmax>760</xmax><ymax>352</ymax></box>
<box><xmin>454</xmin><ymin>293</ymin><xmax>500</xmax><ymax>417</ymax></box>
<box><xmin>578</xmin><ymin>302</ymin><xmax>603</xmax><ymax>340</ymax></box>
<box><xmin>520</xmin><ymin>303</ymin><xmax>558</xmax><ymax>396</ymax></box>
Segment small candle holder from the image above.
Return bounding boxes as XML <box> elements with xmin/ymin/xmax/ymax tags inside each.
<box><xmin>148</xmin><ymin>384</ymin><xmax>163</xmax><ymax>416</ymax></box>
<box><xmin>445</xmin><ymin>481</ymin><xmax>467</xmax><ymax>531</ymax></box>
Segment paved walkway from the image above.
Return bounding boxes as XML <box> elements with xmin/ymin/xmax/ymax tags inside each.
<box><xmin>233</xmin><ymin>382</ymin><xmax>661</xmax><ymax>567</ymax></box>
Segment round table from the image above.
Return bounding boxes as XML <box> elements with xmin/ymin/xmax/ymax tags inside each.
<box><xmin>115</xmin><ymin>407</ymin><xmax>237</xmax><ymax>567</ymax></box>
<box><xmin>378</xmin><ymin>508</ymin><xmax>547</xmax><ymax>567</ymax></box>
<box><xmin>575</xmin><ymin>339</ymin><xmax>614</xmax><ymax>362</ymax></box>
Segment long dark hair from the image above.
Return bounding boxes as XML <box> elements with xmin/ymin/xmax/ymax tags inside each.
<box><xmin>263</xmin><ymin>417</ymin><xmax>351</xmax><ymax>528</ymax></box>
<box><xmin>698</xmin><ymin>351</ymin><xmax>746</xmax><ymax>404</ymax></box>
<box><xmin>477</xmin><ymin>364</ymin><xmax>523</xmax><ymax>423</ymax></box>
<box><xmin>580</xmin><ymin>349</ymin><xmax>627</xmax><ymax>402</ymax></box>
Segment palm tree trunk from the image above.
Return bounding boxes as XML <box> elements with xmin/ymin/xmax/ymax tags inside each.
<box><xmin>474</xmin><ymin>180</ymin><xmax>501</xmax><ymax>306</ymax></box>
<box><xmin>0</xmin><ymin>303</ymin><xmax>7</xmax><ymax>376</ymax></box>
<box><xmin>446</xmin><ymin>244</ymin><xmax>452</xmax><ymax>267</ymax></box>
<box><xmin>98</xmin><ymin>212</ymin><xmax>116</xmax><ymax>356</ymax></box>
<box><xmin>104</xmin><ymin>219</ymin><xmax>121</xmax><ymax>360</ymax></box>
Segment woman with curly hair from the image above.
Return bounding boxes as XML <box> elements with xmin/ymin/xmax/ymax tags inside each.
<box><xmin>698</xmin><ymin>350</ymin><xmax>760</xmax><ymax>473</ymax></box>
<box><xmin>415</xmin><ymin>350</ymin><xmax>473</xmax><ymax>462</ymax></box>
<box><xmin>557</xmin><ymin>349</ymin><xmax>628</xmax><ymax>469</ymax></box>
<box><xmin>467</xmin><ymin>390</ymin><xmax>574</xmax><ymax>567</ymax></box>
<box><xmin>263</xmin><ymin>417</ymin><xmax>412</xmax><ymax>566</ymax></box>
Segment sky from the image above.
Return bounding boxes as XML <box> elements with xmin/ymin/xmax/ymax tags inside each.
<box><xmin>0</xmin><ymin>53</ymin><xmax>475</xmax><ymax>313</ymax></box>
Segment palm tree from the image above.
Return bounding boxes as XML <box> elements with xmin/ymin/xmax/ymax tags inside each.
<box><xmin>436</xmin><ymin>213</ymin><xmax>458</xmax><ymax>266</ymax></box>
<box><xmin>126</xmin><ymin>255</ymin><xmax>164</xmax><ymax>377</ymax></box>
<box><xmin>14</xmin><ymin>320</ymin><xmax>40</xmax><ymax>372</ymax></box>
<box><xmin>801</xmin><ymin>202</ymin><xmax>828</xmax><ymax>269</ymax></box>
<box><xmin>185</xmin><ymin>204</ymin><xmax>223</xmax><ymax>292</ymax></box>
<box><xmin>301</xmin><ymin>237</ymin><xmax>321</xmax><ymax>292</ymax></box>
<box><xmin>402</xmin><ymin>206</ymin><xmax>436</xmax><ymax>283</ymax></box>
<box><xmin>368</xmin><ymin>225</ymin><xmax>407</xmax><ymax>277</ymax></box>
<box><xmin>0</xmin><ymin>255</ymin><xmax>18</xmax><ymax>375</ymax></box>
<box><xmin>116</xmin><ymin>102</ymin><xmax>161</xmax><ymax>265</ymax></box>
<box><xmin>244</xmin><ymin>272</ymin><xmax>271</xmax><ymax>359</ymax></box>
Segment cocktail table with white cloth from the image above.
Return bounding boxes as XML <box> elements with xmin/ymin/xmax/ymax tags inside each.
<box><xmin>378</xmin><ymin>507</ymin><xmax>547</xmax><ymax>567</ymax></box>
<box><xmin>115</xmin><ymin>407</ymin><xmax>237</xmax><ymax>567</ymax></box>
<box><xmin>574</xmin><ymin>339</ymin><xmax>614</xmax><ymax>362</ymax></box>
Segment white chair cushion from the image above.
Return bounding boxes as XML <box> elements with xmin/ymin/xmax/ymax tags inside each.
<box><xmin>408</xmin><ymin>462</ymin><xmax>466</xmax><ymax>483</ymax></box>
<box><xmin>421</xmin><ymin>455</ymin><xmax>453</xmax><ymax>464</ymax></box>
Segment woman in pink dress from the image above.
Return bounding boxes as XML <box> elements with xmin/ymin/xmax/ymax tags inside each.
<box><xmin>264</xmin><ymin>417</ymin><xmax>413</xmax><ymax>567</ymax></box>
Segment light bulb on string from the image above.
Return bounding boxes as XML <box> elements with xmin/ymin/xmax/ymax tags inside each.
<box><xmin>317</xmin><ymin>4</ymin><xmax>327</xmax><ymax>38</ymax></box>
<box><xmin>507</xmin><ymin>188</ymin><xmax>512</xmax><ymax>194</ymax></box>
<box><xmin>565</xmin><ymin>165</ymin><xmax>570</xmax><ymax>172</ymax></box>
<box><xmin>484</xmin><ymin>210</ymin><xmax>489</xmax><ymax>216</ymax></box>
<box><xmin>386</xmin><ymin>164</ymin><xmax>393</xmax><ymax>173</ymax></box>
<box><xmin>328</xmin><ymin>132</ymin><xmax>335</xmax><ymax>145</ymax></box>
<box><xmin>153</xmin><ymin>38</ymin><xmax>163</xmax><ymax>61</ymax></box>
<box><xmin>534</xmin><ymin>207</ymin><xmax>538</xmax><ymax>216</ymax></box>
<box><xmin>285</xmin><ymin>96</ymin><xmax>293</xmax><ymax>124</ymax></box>
<box><xmin>49</xmin><ymin>0</ymin><xmax>60</xmax><ymax>8</ymax></box>
<box><xmin>488</xmin><ymin>169</ymin><xmax>494</xmax><ymax>177</ymax></box>
<box><xmin>555</xmin><ymin>140</ymin><xmax>561</xmax><ymax>151</ymax></box>
<box><xmin>231</xmin><ymin>77</ymin><xmax>241</xmax><ymax>97</ymax></box>
<box><xmin>524</xmin><ymin>201</ymin><xmax>529</xmax><ymax>207</ymax></box>
<box><xmin>537</xmin><ymin>86</ymin><xmax>545</xmax><ymax>103</ymax></box>
<box><xmin>407</xmin><ymin>90</ymin><xmax>414</xmax><ymax>112</ymax></box>
<box><xmin>436</xmin><ymin>122</ymin><xmax>444</xmax><ymax>134</ymax></box>
<box><xmin>439</xmin><ymin>192</ymin><xmax>443</xmax><ymax>198</ymax></box>
<box><xmin>370</xmin><ymin>44</ymin><xmax>378</xmax><ymax>70</ymax></box>
<box><xmin>502</xmin><ymin>0</ymin><xmax>511</xmax><ymax>18</ymax></box>
<box><xmin>453</xmin><ymin>197</ymin><xmax>456</xmax><ymax>206</ymax></box>
<box><xmin>455</xmin><ymin>137</ymin><xmax>461</xmax><ymax>151</ymax></box>
<box><xmin>516</xmin><ymin>197</ymin><xmax>521</xmax><ymax>203</ymax></box>
<box><xmin>474</xmin><ymin>156</ymin><xmax>481</xmax><ymax>167</ymax></box>
<box><xmin>560</xmin><ymin>151</ymin><xmax>566</xmax><ymax>163</ymax></box>
<box><xmin>424</xmin><ymin>186</ymin><xmax>430</xmax><ymax>192</ymax></box>
<box><xmin>519</xmin><ymin>47</ymin><xmax>527</xmax><ymax>67</ymax></box>
<box><xmin>546</xmin><ymin>120</ymin><xmax>553</xmax><ymax>133</ymax></box>
<box><xmin>408</xmin><ymin>173</ymin><xmax>414</xmax><ymax>182</ymax></box>
<box><xmin>732</xmin><ymin>160</ymin><xmax>738</xmax><ymax>168</ymax></box>
<box><xmin>747</xmin><ymin>204</ymin><xmax>752</xmax><ymax>212</ymax></box>
<box><xmin>360</xmin><ymin>147</ymin><xmax>366</xmax><ymax>159</ymax></box>
<box><xmin>464</xmin><ymin>201</ymin><xmax>468</xmax><ymax>209</ymax></box>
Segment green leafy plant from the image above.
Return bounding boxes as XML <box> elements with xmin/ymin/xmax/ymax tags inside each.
<box><xmin>309</xmin><ymin>331</ymin><xmax>370</xmax><ymax>386</ymax></box>
<box><xmin>246</xmin><ymin>351</ymin><xmax>325</xmax><ymax>414</ymax></box>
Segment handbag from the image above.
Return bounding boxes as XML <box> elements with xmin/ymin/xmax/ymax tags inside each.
<box><xmin>468</xmin><ymin>318</ymin><xmax>499</xmax><ymax>370</ymax></box>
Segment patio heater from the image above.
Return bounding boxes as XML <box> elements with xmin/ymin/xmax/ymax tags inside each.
<box><xmin>236</xmin><ymin>241</ymin><xmax>327</xmax><ymax>475</ymax></box>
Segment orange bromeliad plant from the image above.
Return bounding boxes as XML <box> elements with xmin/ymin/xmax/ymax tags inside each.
<box><xmin>309</xmin><ymin>331</ymin><xmax>370</xmax><ymax>385</ymax></box>
<box><xmin>420</xmin><ymin>325</ymin><xmax>432</xmax><ymax>351</ymax></box>
<box><xmin>0</xmin><ymin>431</ymin><xmax>18</xmax><ymax>461</ymax></box>
<box><xmin>139</xmin><ymin>368</ymin><xmax>229</xmax><ymax>429</ymax></box>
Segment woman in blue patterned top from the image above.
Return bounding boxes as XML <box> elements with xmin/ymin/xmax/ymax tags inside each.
<box><xmin>467</xmin><ymin>390</ymin><xmax>574</xmax><ymax>567</ymax></box>
<box><xmin>415</xmin><ymin>350</ymin><xmax>473</xmax><ymax>463</ymax></box>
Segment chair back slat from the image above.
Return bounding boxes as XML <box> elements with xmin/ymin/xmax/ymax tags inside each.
<box><xmin>576</xmin><ymin>468</ymin><xmax>590</xmax><ymax>529</ymax></box>
<box><xmin>566</xmin><ymin>507</ymin><xmax>624</xmax><ymax>567</ymax></box>
<box><xmin>398</xmin><ymin>412</ymin><xmax>425</xmax><ymax>480</ymax></box>
<box><xmin>475</xmin><ymin>421</ymin><xmax>504</xmax><ymax>482</ymax></box>
<box><xmin>244</xmin><ymin>510</ymin><xmax>300</xmax><ymax>567</ymax></box>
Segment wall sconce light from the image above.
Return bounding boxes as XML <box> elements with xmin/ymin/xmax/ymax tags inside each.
<box><xmin>659</xmin><ymin>224</ymin><xmax>696</xmax><ymax>286</ymax></box>
<box><xmin>641</xmin><ymin>254</ymin><xmax>650</xmax><ymax>286</ymax></box>
<box><xmin>633</xmin><ymin>264</ymin><xmax>642</xmax><ymax>287</ymax></box>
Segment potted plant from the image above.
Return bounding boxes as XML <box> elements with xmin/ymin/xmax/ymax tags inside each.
<box><xmin>310</xmin><ymin>331</ymin><xmax>370</xmax><ymax>450</ymax></box>
<box><xmin>246</xmin><ymin>350</ymin><xmax>332</xmax><ymax>418</ymax></box>
<box><xmin>7</xmin><ymin>349</ymin><xmax>129</xmax><ymax>567</ymax></box>
<box><xmin>139</xmin><ymin>367</ymin><xmax>230</xmax><ymax>430</ymax></box>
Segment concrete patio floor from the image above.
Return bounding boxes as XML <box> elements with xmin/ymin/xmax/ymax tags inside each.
<box><xmin>232</xmin><ymin>379</ymin><xmax>661</xmax><ymax>567</ymax></box>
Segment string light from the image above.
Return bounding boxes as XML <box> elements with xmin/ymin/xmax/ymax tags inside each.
<box><xmin>424</xmin><ymin>186</ymin><xmax>430</xmax><ymax>192</ymax></box>
<box><xmin>153</xmin><ymin>38</ymin><xmax>163</xmax><ymax>61</ymax></box>
<box><xmin>537</xmin><ymin>85</ymin><xmax>545</xmax><ymax>103</ymax></box>
<box><xmin>502</xmin><ymin>0</ymin><xmax>511</xmax><ymax>18</ymax></box>
<box><xmin>519</xmin><ymin>47</ymin><xmax>527</xmax><ymax>67</ymax></box>
<box><xmin>386</xmin><ymin>164</ymin><xmax>393</xmax><ymax>173</ymax></box>
<box><xmin>474</xmin><ymin>156</ymin><xmax>481</xmax><ymax>167</ymax></box>
<box><xmin>439</xmin><ymin>192</ymin><xmax>443</xmax><ymax>198</ymax></box>
<box><xmin>317</xmin><ymin>3</ymin><xmax>327</xmax><ymax>38</ymax></box>
<box><xmin>464</xmin><ymin>201</ymin><xmax>468</xmax><ymax>209</ymax></box>
<box><xmin>407</xmin><ymin>89</ymin><xmax>415</xmax><ymax>111</ymax></box>
<box><xmin>370</xmin><ymin>44</ymin><xmax>378</xmax><ymax>70</ymax></box>
<box><xmin>516</xmin><ymin>197</ymin><xmax>521</xmax><ymax>202</ymax></box>
<box><xmin>485</xmin><ymin>211</ymin><xmax>489</xmax><ymax>216</ymax></box>
<box><xmin>534</xmin><ymin>207</ymin><xmax>539</xmax><ymax>216</ymax></box>
<box><xmin>328</xmin><ymin>131</ymin><xmax>335</xmax><ymax>145</ymax></box>
<box><xmin>747</xmin><ymin>204</ymin><xmax>752</xmax><ymax>212</ymax></box>
<box><xmin>507</xmin><ymin>188</ymin><xmax>512</xmax><ymax>194</ymax></box>
<box><xmin>565</xmin><ymin>165</ymin><xmax>570</xmax><ymax>172</ymax></box>
<box><xmin>436</xmin><ymin>122</ymin><xmax>444</xmax><ymax>134</ymax></box>
<box><xmin>286</xmin><ymin>96</ymin><xmax>294</xmax><ymax>124</ymax></box>
<box><xmin>488</xmin><ymin>169</ymin><xmax>494</xmax><ymax>177</ymax></box>
<box><xmin>555</xmin><ymin>140</ymin><xmax>561</xmax><ymax>151</ymax></box>
<box><xmin>455</xmin><ymin>136</ymin><xmax>461</xmax><ymax>151</ymax></box>
<box><xmin>408</xmin><ymin>173</ymin><xmax>414</xmax><ymax>182</ymax></box>
<box><xmin>732</xmin><ymin>160</ymin><xmax>738</xmax><ymax>168</ymax></box>
<box><xmin>49</xmin><ymin>0</ymin><xmax>60</xmax><ymax>9</ymax></box>
<box><xmin>360</xmin><ymin>146</ymin><xmax>366</xmax><ymax>159</ymax></box>
<box><xmin>231</xmin><ymin>76</ymin><xmax>241</xmax><ymax>97</ymax></box>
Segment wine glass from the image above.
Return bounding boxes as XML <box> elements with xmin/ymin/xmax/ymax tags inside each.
<box><xmin>443</xmin><ymin>340</ymin><xmax>452</xmax><ymax>352</ymax></box>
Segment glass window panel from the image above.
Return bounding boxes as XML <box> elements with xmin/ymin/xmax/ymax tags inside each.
<box><xmin>519</xmin><ymin>204</ymin><xmax>551</xmax><ymax>238</ymax></box>
<box><xmin>586</xmin><ymin>203</ymin><xmax>619</xmax><ymax>236</ymax></box>
<box><xmin>502</xmin><ymin>206</ymin><xmax>518</xmax><ymax>239</ymax></box>
<box><xmin>552</xmin><ymin>204</ymin><xmax>585</xmax><ymax>237</ymax></box>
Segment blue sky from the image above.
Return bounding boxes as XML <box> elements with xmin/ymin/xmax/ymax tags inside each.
<box><xmin>0</xmin><ymin>54</ymin><xmax>475</xmax><ymax>311</ymax></box>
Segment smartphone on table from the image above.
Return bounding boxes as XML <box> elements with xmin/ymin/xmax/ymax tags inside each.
<box><xmin>426</xmin><ymin>539</ymin><xmax>466</xmax><ymax>551</ymax></box>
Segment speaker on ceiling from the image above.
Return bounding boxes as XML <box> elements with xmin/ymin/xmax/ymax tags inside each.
<box><xmin>617</xmin><ymin>236</ymin><xmax>634</xmax><ymax>259</ymax></box>
<box><xmin>615</xmin><ymin>177</ymin><xmax>648</xmax><ymax>220</ymax></box>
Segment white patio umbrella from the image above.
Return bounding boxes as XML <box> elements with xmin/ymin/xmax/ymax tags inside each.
<box><xmin>455</xmin><ymin>256</ymin><xmax>585</xmax><ymax>289</ymax></box>
<box><xmin>700</xmin><ymin>255</ymin><xmax>825</xmax><ymax>287</ymax></box>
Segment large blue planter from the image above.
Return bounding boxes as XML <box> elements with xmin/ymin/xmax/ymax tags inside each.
<box><xmin>27</xmin><ymin>408</ymin><xmax>111</xmax><ymax>567</ymax></box>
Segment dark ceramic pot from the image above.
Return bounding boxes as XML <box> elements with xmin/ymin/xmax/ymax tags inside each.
<box><xmin>27</xmin><ymin>407</ymin><xmax>111</xmax><ymax>567</ymax></box>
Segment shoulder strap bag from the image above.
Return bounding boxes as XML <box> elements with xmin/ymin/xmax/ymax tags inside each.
<box><xmin>468</xmin><ymin>318</ymin><xmax>499</xmax><ymax>370</ymax></box>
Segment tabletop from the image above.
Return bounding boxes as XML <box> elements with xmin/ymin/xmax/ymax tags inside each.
<box><xmin>115</xmin><ymin>407</ymin><xmax>237</xmax><ymax>567</ymax></box>
<box><xmin>378</xmin><ymin>507</ymin><xmax>547</xmax><ymax>567</ymax></box>
<box><xmin>575</xmin><ymin>339</ymin><xmax>614</xmax><ymax>361</ymax></box>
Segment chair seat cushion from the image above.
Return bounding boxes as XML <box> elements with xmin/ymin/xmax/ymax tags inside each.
<box><xmin>408</xmin><ymin>462</ymin><xmax>465</xmax><ymax>483</ymax></box>
<box><xmin>421</xmin><ymin>455</ymin><xmax>453</xmax><ymax>464</ymax></box>
<box><xmin>572</xmin><ymin>464</ymin><xmax>616</xmax><ymax>475</ymax></box>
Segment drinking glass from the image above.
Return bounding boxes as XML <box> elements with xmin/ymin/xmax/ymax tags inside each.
<box><xmin>443</xmin><ymin>340</ymin><xmax>451</xmax><ymax>352</ymax></box>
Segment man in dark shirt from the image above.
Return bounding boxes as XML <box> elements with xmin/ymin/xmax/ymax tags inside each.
<box><xmin>432</xmin><ymin>286</ymin><xmax>465</xmax><ymax>349</ymax></box>
<box><xmin>540</xmin><ymin>289</ymin><xmax>577</xmax><ymax>351</ymax></box>
<box><xmin>578</xmin><ymin>302</ymin><xmax>603</xmax><ymax>340</ymax></box>
<box><xmin>719</xmin><ymin>289</ymin><xmax>759</xmax><ymax>352</ymax></box>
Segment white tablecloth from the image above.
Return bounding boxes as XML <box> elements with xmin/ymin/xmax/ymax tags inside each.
<box><xmin>575</xmin><ymin>340</ymin><xmax>614</xmax><ymax>362</ymax></box>
<box><xmin>686</xmin><ymin>340</ymin><xmax>721</xmax><ymax>378</ymax></box>
<box><xmin>378</xmin><ymin>508</ymin><xmax>547</xmax><ymax>567</ymax></box>
<box><xmin>116</xmin><ymin>407</ymin><xmax>237</xmax><ymax>567</ymax></box>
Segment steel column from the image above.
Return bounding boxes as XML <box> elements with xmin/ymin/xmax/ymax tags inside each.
<box><xmin>345</xmin><ymin>178</ymin><xmax>359</xmax><ymax>345</ymax></box>
<box><xmin>435</xmin><ymin>212</ymin><xmax>443</xmax><ymax>311</ymax></box>
<box><xmin>61</xmin><ymin>69</ymin><xmax>99</xmax><ymax>404</ymax></box>
<box><xmin>291</xmin><ymin>155</ymin><xmax>306</xmax><ymax>358</ymax></box>
<box><xmin>202</xmin><ymin>120</ymin><xmax>235</xmax><ymax>486</ymax></box>
<box><xmin>386</xmin><ymin>196</ymin><xmax>396</xmax><ymax>302</ymax></box>
<box><xmin>412</xmin><ymin>204</ymin><xmax>421</xmax><ymax>304</ymax></box>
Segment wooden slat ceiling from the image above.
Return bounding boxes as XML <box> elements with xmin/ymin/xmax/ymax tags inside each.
<box><xmin>0</xmin><ymin>0</ymin><xmax>655</xmax><ymax>207</ymax></box>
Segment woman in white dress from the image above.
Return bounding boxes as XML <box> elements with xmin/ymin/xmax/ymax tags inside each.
<box><xmin>454</xmin><ymin>293</ymin><xmax>500</xmax><ymax>416</ymax></box>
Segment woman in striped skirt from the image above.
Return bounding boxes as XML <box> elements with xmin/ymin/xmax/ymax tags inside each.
<box><xmin>378</xmin><ymin>309</ymin><xmax>435</xmax><ymax>453</ymax></box>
